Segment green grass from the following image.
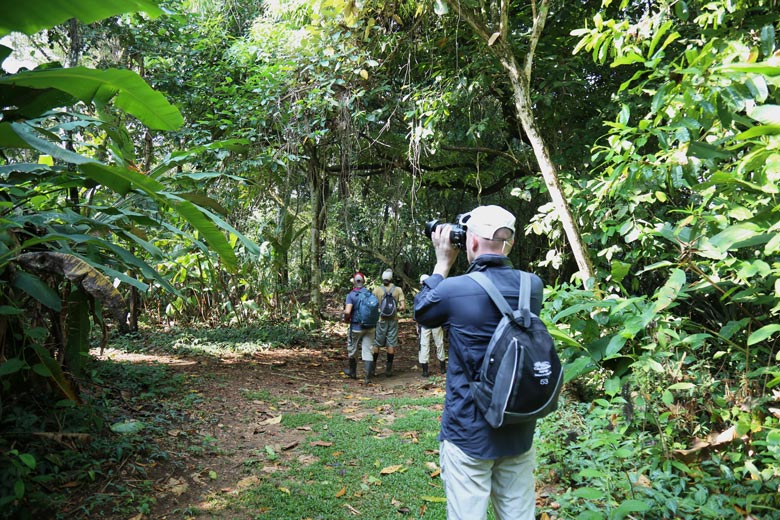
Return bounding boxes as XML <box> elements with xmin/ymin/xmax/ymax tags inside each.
<box><xmin>226</xmin><ymin>399</ymin><xmax>447</xmax><ymax>519</ymax></box>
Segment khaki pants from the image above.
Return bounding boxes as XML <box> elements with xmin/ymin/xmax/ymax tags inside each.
<box><xmin>347</xmin><ymin>327</ymin><xmax>375</xmax><ymax>361</ymax></box>
<box><xmin>418</xmin><ymin>326</ymin><xmax>445</xmax><ymax>364</ymax></box>
<box><xmin>439</xmin><ymin>440</ymin><xmax>535</xmax><ymax>520</ymax></box>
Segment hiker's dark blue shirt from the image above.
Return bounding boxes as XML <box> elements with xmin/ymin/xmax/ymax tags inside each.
<box><xmin>414</xmin><ymin>254</ymin><xmax>544</xmax><ymax>459</ymax></box>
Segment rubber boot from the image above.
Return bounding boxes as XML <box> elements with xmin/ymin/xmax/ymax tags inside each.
<box><xmin>421</xmin><ymin>363</ymin><xmax>429</xmax><ymax>378</ymax></box>
<box><xmin>385</xmin><ymin>354</ymin><xmax>394</xmax><ymax>377</ymax></box>
<box><xmin>370</xmin><ymin>353</ymin><xmax>378</xmax><ymax>376</ymax></box>
<box><xmin>440</xmin><ymin>360</ymin><xmax>447</xmax><ymax>374</ymax></box>
<box><xmin>343</xmin><ymin>358</ymin><xmax>357</xmax><ymax>379</ymax></box>
<box><xmin>364</xmin><ymin>361</ymin><xmax>373</xmax><ymax>385</ymax></box>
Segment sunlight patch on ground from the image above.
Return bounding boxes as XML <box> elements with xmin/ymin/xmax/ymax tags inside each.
<box><xmin>90</xmin><ymin>347</ymin><xmax>199</xmax><ymax>366</ymax></box>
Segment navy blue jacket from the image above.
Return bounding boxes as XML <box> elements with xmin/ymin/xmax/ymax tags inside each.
<box><xmin>414</xmin><ymin>254</ymin><xmax>544</xmax><ymax>459</ymax></box>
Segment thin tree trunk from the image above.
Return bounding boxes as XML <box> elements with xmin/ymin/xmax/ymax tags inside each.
<box><xmin>445</xmin><ymin>0</ymin><xmax>595</xmax><ymax>284</ymax></box>
<box><xmin>305</xmin><ymin>143</ymin><xmax>326</xmax><ymax>322</ymax></box>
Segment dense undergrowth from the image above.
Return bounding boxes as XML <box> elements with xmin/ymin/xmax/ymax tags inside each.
<box><xmin>2</xmin><ymin>322</ymin><xmax>779</xmax><ymax>519</ymax></box>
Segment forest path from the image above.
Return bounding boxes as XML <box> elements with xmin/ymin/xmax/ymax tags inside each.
<box><xmin>95</xmin><ymin>317</ymin><xmax>445</xmax><ymax>519</ymax></box>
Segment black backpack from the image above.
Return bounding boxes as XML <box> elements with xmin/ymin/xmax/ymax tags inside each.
<box><xmin>458</xmin><ymin>271</ymin><xmax>563</xmax><ymax>428</ymax></box>
<box><xmin>379</xmin><ymin>286</ymin><xmax>397</xmax><ymax>317</ymax></box>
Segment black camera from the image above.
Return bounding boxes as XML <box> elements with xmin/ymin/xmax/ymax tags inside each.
<box><xmin>424</xmin><ymin>215</ymin><xmax>467</xmax><ymax>249</ymax></box>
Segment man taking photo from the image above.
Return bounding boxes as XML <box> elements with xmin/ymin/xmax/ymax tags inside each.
<box><xmin>414</xmin><ymin>205</ymin><xmax>544</xmax><ymax>520</ymax></box>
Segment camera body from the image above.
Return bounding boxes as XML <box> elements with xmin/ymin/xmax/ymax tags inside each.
<box><xmin>424</xmin><ymin>215</ymin><xmax>467</xmax><ymax>249</ymax></box>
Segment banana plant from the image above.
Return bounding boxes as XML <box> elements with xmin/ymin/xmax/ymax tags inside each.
<box><xmin>0</xmin><ymin>0</ymin><xmax>256</xmax><ymax>397</ymax></box>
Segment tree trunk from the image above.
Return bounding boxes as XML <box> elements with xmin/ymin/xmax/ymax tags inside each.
<box><xmin>305</xmin><ymin>143</ymin><xmax>327</xmax><ymax>322</ymax></box>
<box><xmin>445</xmin><ymin>0</ymin><xmax>596</xmax><ymax>284</ymax></box>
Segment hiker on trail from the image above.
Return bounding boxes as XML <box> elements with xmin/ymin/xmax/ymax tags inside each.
<box><xmin>343</xmin><ymin>272</ymin><xmax>379</xmax><ymax>384</ymax></box>
<box><xmin>416</xmin><ymin>274</ymin><xmax>446</xmax><ymax>377</ymax></box>
<box><xmin>372</xmin><ymin>268</ymin><xmax>406</xmax><ymax>377</ymax></box>
<box><xmin>414</xmin><ymin>205</ymin><xmax>544</xmax><ymax>520</ymax></box>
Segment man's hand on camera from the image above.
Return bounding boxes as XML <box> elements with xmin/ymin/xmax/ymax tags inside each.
<box><xmin>432</xmin><ymin>224</ymin><xmax>459</xmax><ymax>278</ymax></box>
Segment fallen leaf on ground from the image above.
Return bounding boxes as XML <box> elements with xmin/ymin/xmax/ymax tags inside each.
<box><xmin>310</xmin><ymin>440</ymin><xmax>333</xmax><ymax>447</ymax></box>
<box><xmin>345</xmin><ymin>503</ymin><xmax>362</xmax><ymax>515</ymax></box>
<box><xmin>380</xmin><ymin>464</ymin><xmax>404</xmax><ymax>475</ymax></box>
<box><xmin>336</xmin><ymin>487</ymin><xmax>346</xmax><ymax>497</ymax></box>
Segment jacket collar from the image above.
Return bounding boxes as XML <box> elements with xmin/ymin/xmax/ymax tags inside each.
<box><xmin>465</xmin><ymin>254</ymin><xmax>513</xmax><ymax>273</ymax></box>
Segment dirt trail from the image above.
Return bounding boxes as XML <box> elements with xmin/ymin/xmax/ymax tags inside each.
<box><xmin>98</xmin><ymin>318</ymin><xmax>445</xmax><ymax>519</ymax></box>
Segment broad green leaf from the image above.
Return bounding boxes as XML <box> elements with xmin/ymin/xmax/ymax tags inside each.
<box><xmin>19</xmin><ymin>453</ymin><xmax>36</xmax><ymax>470</ymax></box>
<box><xmin>0</xmin><ymin>305</ymin><xmax>24</xmax><ymax>315</ymax></box>
<box><xmin>668</xmin><ymin>382</ymin><xmax>695</xmax><ymax>390</ymax></box>
<box><xmin>747</xmin><ymin>324</ymin><xmax>780</xmax><ymax>346</ymax></box>
<box><xmin>718</xmin><ymin>63</ymin><xmax>780</xmax><ymax>76</ymax></box>
<box><xmin>734</xmin><ymin>125</ymin><xmax>780</xmax><ymax>140</ymax></box>
<box><xmin>573</xmin><ymin>487</ymin><xmax>604</xmax><ymax>499</ymax></box>
<box><xmin>30</xmin><ymin>344</ymin><xmax>78</xmax><ymax>401</ymax></box>
<box><xmin>563</xmin><ymin>357</ymin><xmax>595</xmax><ymax>383</ymax></box>
<box><xmin>0</xmin><ymin>0</ymin><xmax>162</xmax><ymax>37</ymax></box>
<box><xmin>110</xmin><ymin>420</ymin><xmax>146</xmax><ymax>434</ymax></box>
<box><xmin>760</xmin><ymin>25</ymin><xmax>776</xmax><ymax>57</ymax></box>
<box><xmin>421</xmin><ymin>495</ymin><xmax>447</xmax><ymax>503</ymax></box>
<box><xmin>615</xmin><ymin>499</ymin><xmax>651</xmax><ymax>519</ymax></box>
<box><xmin>611</xmin><ymin>260</ymin><xmax>631</xmax><ymax>283</ymax></box>
<box><xmin>65</xmin><ymin>291</ymin><xmax>91</xmax><ymax>376</ymax></box>
<box><xmin>9</xmin><ymin>123</ymin><xmax>95</xmax><ymax>164</ymax></box>
<box><xmin>653</xmin><ymin>269</ymin><xmax>686</xmax><ymax>313</ymax></box>
<box><xmin>11</xmin><ymin>271</ymin><xmax>61</xmax><ymax>311</ymax></box>
<box><xmin>1</xmin><ymin>68</ymin><xmax>183</xmax><ymax>130</ymax></box>
<box><xmin>0</xmin><ymin>358</ymin><xmax>27</xmax><ymax>376</ymax></box>
<box><xmin>169</xmin><ymin>199</ymin><xmax>239</xmax><ymax>271</ymax></box>
<box><xmin>747</xmin><ymin>104</ymin><xmax>780</xmax><ymax>125</ymax></box>
<box><xmin>687</xmin><ymin>141</ymin><xmax>731</xmax><ymax>160</ymax></box>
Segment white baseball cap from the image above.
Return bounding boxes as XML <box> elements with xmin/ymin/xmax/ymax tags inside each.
<box><xmin>382</xmin><ymin>269</ymin><xmax>393</xmax><ymax>281</ymax></box>
<box><xmin>459</xmin><ymin>205</ymin><xmax>515</xmax><ymax>240</ymax></box>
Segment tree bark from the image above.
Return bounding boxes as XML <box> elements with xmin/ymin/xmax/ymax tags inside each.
<box><xmin>445</xmin><ymin>0</ymin><xmax>596</xmax><ymax>284</ymax></box>
<box><xmin>305</xmin><ymin>143</ymin><xmax>327</xmax><ymax>322</ymax></box>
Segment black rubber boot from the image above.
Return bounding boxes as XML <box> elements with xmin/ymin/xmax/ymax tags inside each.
<box><xmin>364</xmin><ymin>361</ymin><xmax>373</xmax><ymax>384</ymax></box>
<box><xmin>344</xmin><ymin>358</ymin><xmax>357</xmax><ymax>379</ymax></box>
<box><xmin>440</xmin><ymin>360</ymin><xmax>447</xmax><ymax>374</ymax></box>
<box><xmin>385</xmin><ymin>354</ymin><xmax>394</xmax><ymax>377</ymax></box>
<box><xmin>370</xmin><ymin>353</ymin><xmax>378</xmax><ymax>376</ymax></box>
<box><xmin>421</xmin><ymin>363</ymin><xmax>429</xmax><ymax>378</ymax></box>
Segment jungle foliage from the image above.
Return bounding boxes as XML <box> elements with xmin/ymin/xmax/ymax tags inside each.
<box><xmin>1</xmin><ymin>0</ymin><xmax>779</xmax><ymax>518</ymax></box>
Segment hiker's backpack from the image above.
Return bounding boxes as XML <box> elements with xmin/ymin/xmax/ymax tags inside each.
<box><xmin>460</xmin><ymin>271</ymin><xmax>563</xmax><ymax>428</ymax></box>
<box><xmin>379</xmin><ymin>286</ymin><xmax>397</xmax><ymax>317</ymax></box>
<box><xmin>353</xmin><ymin>288</ymin><xmax>380</xmax><ymax>328</ymax></box>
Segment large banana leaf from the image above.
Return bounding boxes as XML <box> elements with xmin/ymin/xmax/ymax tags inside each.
<box><xmin>1</xmin><ymin>68</ymin><xmax>183</xmax><ymax>130</ymax></box>
<box><xmin>0</xmin><ymin>0</ymin><xmax>162</xmax><ymax>37</ymax></box>
<box><xmin>79</xmin><ymin>163</ymin><xmax>239</xmax><ymax>270</ymax></box>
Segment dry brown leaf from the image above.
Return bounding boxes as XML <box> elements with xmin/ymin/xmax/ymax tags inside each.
<box><xmin>236</xmin><ymin>476</ymin><xmax>260</xmax><ymax>489</ymax></box>
<box><xmin>282</xmin><ymin>441</ymin><xmax>299</xmax><ymax>451</ymax></box>
<box><xmin>263</xmin><ymin>415</ymin><xmax>283</xmax><ymax>425</ymax></box>
<box><xmin>345</xmin><ymin>503</ymin><xmax>362</xmax><ymax>515</ymax></box>
<box><xmin>430</xmin><ymin>468</ymin><xmax>441</xmax><ymax>478</ymax></box>
<box><xmin>336</xmin><ymin>487</ymin><xmax>347</xmax><ymax>498</ymax></box>
<box><xmin>380</xmin><ymin>464</ymin><xmax>404</xmax><ymax>475</ymax></box>
<box><xmin>634</xmin><ymin>474</ymin><xmax>652</xmax><ymax>488</ymax></box>
<box><xmin>310</xmin><ymin>440</ymin><xmax>334</xmax><ymax>447</ymax></box>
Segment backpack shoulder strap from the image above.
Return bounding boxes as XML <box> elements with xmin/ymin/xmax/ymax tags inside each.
<box><xmin>519</xmin><ymin>271</ymin><xmax>532</xmax><ymax>327</ymax></box>
<box><xmin>468</xmin><ymin>271</ymin><xmax>531</xmax><ymax>327</ymax></box>
<box><xmin>466</xmin><ymin>272</ymin><xmax>513</xmax><ymax>317</ymax></box>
